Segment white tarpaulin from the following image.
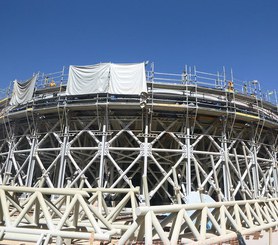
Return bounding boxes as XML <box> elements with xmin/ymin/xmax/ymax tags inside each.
<box><xmin>9</xmin><ymin>75</ymin><xmax>37</xmax><ymax>106</ymax></box>
<box><xmin>109</xmin><ymin>63</ymin><xmax>147</xmax><ymax>94</ymax></box>
<box><xmin>66</xmin><ymin>63</ymin><xmax>110</xmax><ymax>95</ymax></box>
<box><xmin>66</xmin><ymin>62</ymin><xmax>147</xmax><ymax>95</ymax></box>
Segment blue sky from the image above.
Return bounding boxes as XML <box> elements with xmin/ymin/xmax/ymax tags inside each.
<box><xmin>0</xmin><ymin>0</ymin><xmax>277</xmax><ymax>92</ymax></box>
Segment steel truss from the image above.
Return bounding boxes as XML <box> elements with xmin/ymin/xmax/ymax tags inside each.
<box><xmin>0</xmin><ymin>111</ymin><xmax>277</xmax><ymax>203</ymax></box>
<box><xmin>0</xmin><ymin>186</ymin><xmax>278</xmax><ymax>244</ymax></box>
<box><xmin>120</xmin><ymin>197</ymin><xmax>278</xmax><ymax>244</ymax></box>
<box><xmin>0</xmin><ymin>66</ymin><xmax>278</xmax><ymax>243</ymax></box>
<box><xmin>0</xmin><ymin>186</ymin><xmax>139</xmax><ymax>244</ymax></box>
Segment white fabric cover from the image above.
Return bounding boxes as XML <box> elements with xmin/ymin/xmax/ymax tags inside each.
<box><xmin>9</xmin><ymin>75</ymin><xmax>37</xmax><ymax>106</ymax></box>
<box><xmin>109</xmin><ymin>63</ymin><xmax>147</xmax><ymax>94</ymax></box>
<box><xmin>66</xmin><ymin>62</ymin><xmax>147</xmax><ymax>95</ymax></box>
<box><xmin>66</xmin><ymin>63</ymin><xmax>110</xmax><ymax>95</ymax></box>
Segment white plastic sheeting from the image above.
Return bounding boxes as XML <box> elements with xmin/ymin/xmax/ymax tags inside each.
<box><xmin>9</xmin><ymin>75</ymin><xmax>37</xmax><ymax>106</ymax></box>
<box><xmin>109</xmin><ymin>63</ymin><xmax>147</xmax><ymax>94</ymax></box>
<box><xmin>66</xmin><ymin>62</ymin><xmax>147</xmax><ymax>95</ymax></box>
<box><xmin>66</xmin><ymin>63</ymin><xmax>110</xmax><ymax>95</ymax></box>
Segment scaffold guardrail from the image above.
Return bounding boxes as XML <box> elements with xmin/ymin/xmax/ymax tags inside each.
<box><xmin>0</xmin><ymin>64</ymin><xmax>277</xmax><ymax>107</ymax></box>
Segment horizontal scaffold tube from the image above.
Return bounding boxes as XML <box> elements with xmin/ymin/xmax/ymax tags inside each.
<box><xmin>136</xmin><ymin>198</ymin><xmax>278</xmax><ymax>215</ymax></box>
<box><xmin>0</xmin><ymin>228</ymin><xmax>111</xmax><ymax>241</ymax></box>
<box><xmin>0</xmin><ymin>186</ymin><xmax>140</xmax><ymax>194</ymax></box>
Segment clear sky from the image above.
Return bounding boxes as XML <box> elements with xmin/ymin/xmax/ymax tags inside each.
<box><xmin>0</xmin><ymin>0</ymin><xmax>277</xmax><ymax>92</ymax></box>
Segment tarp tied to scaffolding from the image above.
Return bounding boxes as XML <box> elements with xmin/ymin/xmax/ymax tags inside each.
<box><xmin>66</xmin><ymin>63</ymin><xmax>110</xmax><ymax>95</ymax></box>
<box><xmin>66</xmin><ymin>62</ymin><xmax>147</xmax><ymax>95</ymax></box>
<box><xmin>9</xmin><ymin>75</ymin><xmax>37</xmax><ymax>106</ymax></box>
<box><xmin>109</xmin><ymin>63</ymin><xmax>147</xmax><ymax>94</ymax></box>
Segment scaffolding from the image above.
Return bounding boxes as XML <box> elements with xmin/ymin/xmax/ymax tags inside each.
<box><xmin>0</xmin><ymin>64</ymin><xmax>278</xmax><ymax>244</ymax></box>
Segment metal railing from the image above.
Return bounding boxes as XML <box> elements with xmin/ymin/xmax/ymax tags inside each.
<box><xmin>36</xmin><ymin>66</ymin><xmax>67</xmax><ymax>90</ymax></box>
<box><xmin>0</xmin><ymin>64</ymin><xmax>277</xmax><ymax>108</ymax></box>
<box><xmin>147</xmin><ymin>68</ymin><xmax>277</xmax><ymax>107</ymax></box>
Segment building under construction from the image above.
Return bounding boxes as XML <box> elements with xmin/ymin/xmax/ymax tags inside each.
<box><xmin>0</xmin><ymin>62</ymin><xmax>278</xmax><ymax>244</ymax></box>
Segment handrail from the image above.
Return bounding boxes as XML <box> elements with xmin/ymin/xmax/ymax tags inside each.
<box><xmin>1</xmin><ymin>65</ymin><xmax>277</xmax><ymax>109</ymax></box>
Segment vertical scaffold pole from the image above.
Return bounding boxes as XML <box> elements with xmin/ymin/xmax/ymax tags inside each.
<box><xmin>273</xmin><ymin>149</ymin><xmax>278</xmax><ymax>198</ymax></box>
<box><xmin>143</xmin><ymin>125</ymin><xmax>148</xmax><ymax>176</ymax></box>
<box><xmin>26</xmin><ymin>132</ymin><xmax>38</xmax><ymax>187</ymax></box>
<box><xmin>186</xmin><ymin>126</ymin><xmax>191</xmax><ymax>195</ymax></box>
<box><xmin>4</xmin><ymin>137</ymin><xmax>14</xmax><ymax>185</ymax></box>
<box><xmin>99</xmin><ymin>124</ymin><xmax>107</xmax><ymax>187</ymax></box>
<box><xmin>142</xmin><ymin>124</ymin><xmax>149</xmax><ymax>203</ymax></box>
<box><xmin>57</xmin><ymin>111</ymin><xmax>69</xmax><ymax>188</ymax></box>
<box><xmin>221</xmin><ymin>129</ymin><xmax>232</xmax><ymax>201</ymax></box>
<box><xmin>251</xmin><ymin>134</ymin><xmax>260</xmax><ymax>198</ymax></box>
